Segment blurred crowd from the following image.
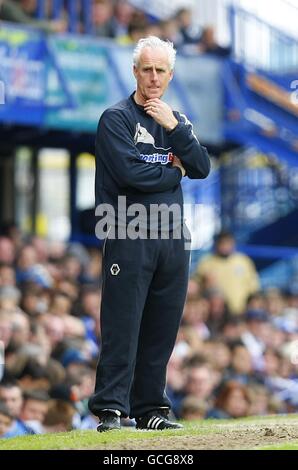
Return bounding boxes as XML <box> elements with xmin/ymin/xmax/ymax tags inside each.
<box><xmin>0</xmin><ymin>0</ymin><xmax>296</xmax><ymax>438</ymax></box>
<box><xmin>0</xmin><ymin>0</ymin><xmax>231</xmax><ymax>56</ymax></box>
<box><xmin>168</xmin><ymin>232</ymin><xmax>298</xmax><ymax>421</ymax></box>
<box><xmin>0</xmin><ymin>225</ymin><xmax>298</xmax><ymax>438</ymax></box>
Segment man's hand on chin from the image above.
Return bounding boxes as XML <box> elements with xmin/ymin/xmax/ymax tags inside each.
<box><xmin>144</xmin><ymin>98</ymin><xmax>178</xmax><ymax>131</ymax></box>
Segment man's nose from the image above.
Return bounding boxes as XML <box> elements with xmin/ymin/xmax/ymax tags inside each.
<box><xmin>151</xmin><ymin>69</ymin><xmax>158</xmax><ymax>81</ymax></box>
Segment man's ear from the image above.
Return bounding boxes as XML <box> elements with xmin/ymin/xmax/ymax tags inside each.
<box><xmin>133</xmin><ymin>65</ymin><xmax>137</xmax><ymax>79</ymax></box>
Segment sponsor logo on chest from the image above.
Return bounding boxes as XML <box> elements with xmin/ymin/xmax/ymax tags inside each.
<box><xmin>134</xmin><ymin>123</ymin><xmax>174</xmax><ymax>164</ymax></box>
<box><xmin>139</xmin><ymin>152</ymin><xmax>174</xmax><ymax>164</ymax></box>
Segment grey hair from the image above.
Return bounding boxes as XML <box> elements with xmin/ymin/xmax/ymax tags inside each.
<box><xmin>133</xmin><ymin>36</ymin><xmax>176</xmax><ymax>71</ymax></box>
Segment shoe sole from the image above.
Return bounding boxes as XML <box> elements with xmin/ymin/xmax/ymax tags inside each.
<box><xmin>97</xmin><ymin>426</ymin><xmax>121</xmax><ymax>433</ymax></box>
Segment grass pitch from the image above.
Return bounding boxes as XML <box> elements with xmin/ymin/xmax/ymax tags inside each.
<box><xmin>0</xmin><ymin>415</ymin><xmax>298</xmax><ymax>450</ymax></box>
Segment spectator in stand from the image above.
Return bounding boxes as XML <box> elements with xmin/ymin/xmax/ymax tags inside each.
<box><xmin>221</xmin><ymin>316</ymin><xmax>245</xmax><ymax>341</ymax></box>
<box><xmin>264</xmin><ymin>288</ymin><xmax>286</xmax><ymax>318</ymax></box>
<box><xmin>58</xmin><ymin>279</ymin><xmax>80</xmax><ymax>304</ymax></box>
<box><xmin>241</xmin><ymin>309</ymin><xmax>271</xmax><ymax>371</ymax></box>
<box><xmin>61</xmin><ymin>367</ymin><xmax>96</xmax><ymax>427</ymax></box>
<box><xmin>0</xmin><ymin>0</ymin><xmax>67</xmax><ymax>33</ymax></box>
<box><xmin>92</xmin><ymin>0</ymin><xmax>114</xmax><ymax>37</ymax></box>
<box><xmin>110</xmin><ymin>0</ymin><xmax>136</xmax><ymax>38</ymax></box>
<box><xmin>117</xmin><ymin>20</ymin><xmax>148</xmax><ymax>45</ymax></box>
<box><xmin>9</xmin><ymin>311</ymin><xmax>31</xmax><ymax>350</ymax></box>
<box><xmin>175</xmin><ymin>8</ymin><xmax>203</xmax><ymax>46</ymax></box>
<box><xmin>198</xmin><ymin>27</ymin><xmax>231</xmax><ymax>57</ymax></box>
<box><xmin>20</xmin><ymin>282</ymin><xmax>50</xmax><ymax>317</ymax></box>
<box><xmin>0</xmin><ymin>236</ymin><xmax>15</xmax><ymax>265</ymax></box>
<box><xmin>180</xmin><ymin>396</ymin><xmax>207</xmax><ymax>420</ymax></box>
<box><xmin>0</xmin><ymin>222</ymin><xmax>22</xmax><ymax>252</ymax></box>
<box><xmin>262</xmin><ymin>348</ymin><xmax>282</xmax><ymax>378</ymax></box>
<box><xmin>16</xmin><ymin>244</ymin><xmax>53</xmax><ymax>288</ymax></box>
<box><xmin>1</xmin><ymin>223</ymin><xmax>298</xmax><ymax>428</ymax></box>
<box><xmin>246</xmin><ymin>291</ymin><xmax>266</xmax><ymax>311</ymax></box>
<box><xmin>160</xmin><ymin>18</ymin><xmax>183</xmax><ymax>48</ymax></box>
<box><xmin>182</xmin><ymin>292</ymin><xmax>210</xmax><ymax>341</ymax></box>
<box><xmin>205</xmin><ymin>341</ymin><xmax>232</xmax><ymax>375</ymax></box>
<box><xmin>0</xmin><ymin>380</ymin><xmax>35</xmax><ymax>436</ymax></box>
<box><xmin>86</xmin><ymin>248</ymin><xmax>103</xmax><ymax>284</ymax></box>
<box><xmin>143</xmin><ymin>22</ymin><xmax>162</xmax><ymax>39</ymax></box>
<box><xmin>59</xmin><ymin>253</ymin><xmax>82</xmax><ymax>283</ymax></box>
<box><xmin>204</xmin><ymin>287</ymin><xmax>230</xmax><ymax>337</ymax></box>
<box><xmin>184</xmin><ymin>361</ymin><xmax>216</xmax><ymax>406</ymax></box>
<box><xmin>0</xmin><ymin>263</ymin><xmax>16</xmax><ymax>287</ymax></box>
<box><xmin>78</xmin><ymin>287</ymin><xmax>101</xmax><ymax>356</ymax></box>
<box><xmin>41</xmin><ymin>314</ymin><xmax>65</xmax><ymax>351</ymax></box>
<box><xmin>30</xmin><ymin>236</ymin><xmax>50</xmax><ymax>265</ymax></box>
<box><xmin>248</xmin><ymin>384</ymin><xmax>270</xmax><ymax>416</ymax></box>
<box><xmin>20</xmin><ymin>390</ymin><xmax>49</xmax><ymax>433</ymax></box>
<box><xmin>43</xmin><ymin>399</ymin><xmax>76</xmax><ymax>433</ymax></box>
<box><xmin>194</xmin><ymin>230</ymin><xmax>260</xmax><ymax>315</ymax></box>
<box><xmin>49</xmin><ymin>292</ymin><xmax>72</xmax><ymax>318</ymax></box>
<box><xmin>223</xmin><ymin>342</ymin><xmax>255</xmax><ymax>385</ymax></box>
<box><xmin>10</xmin><ymin>356</ymin><xmax>52</xmax><ymax>391</ymax></box>
<box><xmin>0</xmin><ymin>402</ymin><xmax>14</xmax><ymax>438</ymax></box>
<box><xmin>0</xmin><ymin>285</ymin><xmax>21</xmax><ymax>312</ymax></box>
<box><xmin>80</xmin><ymin>287</ymin><xmax>101</xmax><ymax>321</ymax></box>
<box><xmin>207</xmin><ymin>381</ymin><xmax>251</xmax><ymax>419</ymax></box>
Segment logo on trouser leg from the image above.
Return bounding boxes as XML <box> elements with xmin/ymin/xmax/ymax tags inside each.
<box><xmin>110</xmin><ymin>264</ymin><xmax>120</xmax><ymax>276</ymax></box>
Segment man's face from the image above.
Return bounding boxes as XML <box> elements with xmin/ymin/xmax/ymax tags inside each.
<box><xmin>0</xmin><ymin>238</ymin><xmax>15</xmax><ymax>264</ymax></box>
<box><xmin>21</xmin><ymin>399</ymin><xmax>49</xmax><ymax>423</ymax></box>
<box><xmin>216</xmin><ymin>237</ymin><xmax>235</xmax><ymax>257</ymax></box>
<box><xmin>0</xmin><ymin>386</ymin><xmax>23</xmax><ymax>417</ymax></box>
<box><xmin>133</xmin><ymin>47</ymin><xmax>173</xmax><ymax>103</ymax></box>
<box><xmin>187</xmin><ymin>367</ymin><xmax>214</xmax><ymax>399</ymax></box>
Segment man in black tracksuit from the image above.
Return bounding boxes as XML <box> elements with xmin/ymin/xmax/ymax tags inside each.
<box><xmin>88</xmin><ymin>36</ymin><xmax>210</xmax><ymax>431</ymax></box>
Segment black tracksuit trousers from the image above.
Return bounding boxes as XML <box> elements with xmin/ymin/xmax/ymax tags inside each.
<box><xmin>88</xmin><ymin>226</ymin><xmax>190</xmax><ymax>418</ymax></box>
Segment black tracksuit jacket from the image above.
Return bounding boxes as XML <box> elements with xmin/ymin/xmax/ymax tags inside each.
<box><xmin>95</xmin><ymin>93</ymin><xmax>211</xmax><ymax>230</ymax></box>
